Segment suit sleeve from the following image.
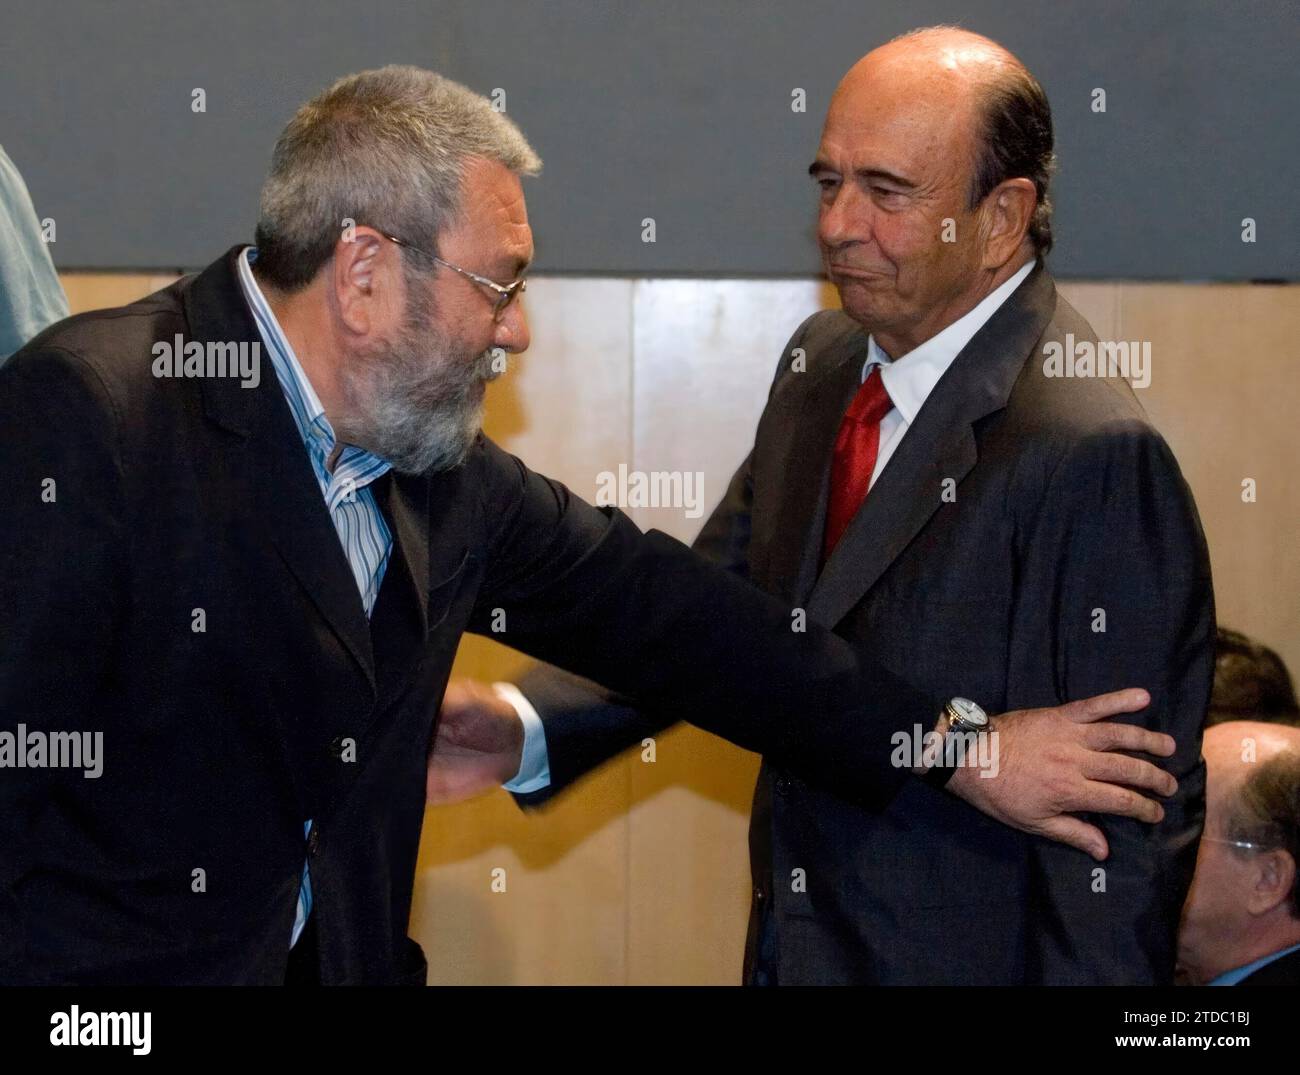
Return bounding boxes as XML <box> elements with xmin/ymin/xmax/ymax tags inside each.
<box><xmin>503</xmin><ymin>315</ymin><xmax>816</xmax><ymax>805</ymax></box>
<box><xmin>1022</xmin><ymin>420</ymin><xmax>1214</xmax><ymax>984</ymax></box>
<box><xmin>464</xmin><ymin>433</ymin><xmax>940</xmax><ymax>813</ymax></box>
<box><xmin>0</xmin><ymin>347</ymin><xmax>126</xmax><ymax>976</ymax></box>
<box><xmin>509</xmin><ymin>447</ymin><xmax>757</xmax><ymax>805</ymax></box>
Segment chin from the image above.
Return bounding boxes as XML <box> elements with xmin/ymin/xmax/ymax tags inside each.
<box><xmin>396</xmin><ymin>400</ymin><xmax>486</xmax><ymax>476</ymax></box>
<box><xmin>839</xmin><ymin>295</ymin><xmax>898</xmax><ymax>329</ymax></box>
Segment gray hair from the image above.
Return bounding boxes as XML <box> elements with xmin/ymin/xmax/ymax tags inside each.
<box><xmin>1227</xmin><ymin>750</ymin><xmax>1300</xmax><ymax>919</ymax></box>
<box><xmin>253</xmin><ymin>65</ymin><xmax>541</xmax><ymax>291</ymax></box>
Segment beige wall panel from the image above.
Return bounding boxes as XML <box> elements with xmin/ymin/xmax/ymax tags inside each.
<box><xmin>627</xmin><ymin>279</ymin><xmax>837</xmax><ymax>541</ymax></box>
<box><xmin>1056</xmin><ymin>281</ymin><xmax>1120</xmax><ymax>342</ymax></box>
<box><xmin>1117</xmin><ymin>283</ymin><xmax>1300</xmax><ymax>674</ymax></box>
<box><xmin>623</xmin><ymin>280</ymin><xmax>832</xmax><ymax>983</ymax></box>
<box><xmin>61</xmin><ymin>273</ymin><xmax>180</xmax><ymax>315</ymax></box>
<box><xmin>413</xmin><ymin>278</ymin><xmax>637</xmax><ymax>984</ymax></box>
<box><xmin>413</xmin><ymin>768</ymin><xmax>631</xmax><ymax>985</ymax></box>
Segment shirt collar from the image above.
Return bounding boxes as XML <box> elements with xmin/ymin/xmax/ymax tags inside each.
<box><xmin>1208</xmin><ymin>940</ymin><xmax>1300</xmax><ymax>986</ymax></box>
<box><xmin>863</xmin><ymin>258</ymin><xmax>1036</xmax><ymax>425</ymax></box>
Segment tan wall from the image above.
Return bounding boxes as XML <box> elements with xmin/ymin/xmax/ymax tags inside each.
<box><xmin>59</xmin><ymin>272</ymin><xmax>1300</xmax><ymax>983</ymax></box>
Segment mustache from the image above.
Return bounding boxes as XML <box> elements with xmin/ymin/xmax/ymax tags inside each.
<box><xmin>473</xmin><ymin>348</ymin><xmax>502</xmax><ymax>381</ymax></box>
<box><xmin>412</xmin><ymin>348</ymin><xmax>497</xmax><ymax>407</ymax></box>
<box><xmin>385</xmin><ymin>332</ymin><xmax>494</xmax><ymax>403</ymax></box>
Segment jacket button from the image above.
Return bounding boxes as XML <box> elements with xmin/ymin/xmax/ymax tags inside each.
<box><xmin>307</xmin><ymin>827</ymin><xmax>320</xmax><ymax>856</ymax></box>
<box><xmin>774</xmin><ymin>774</ymin><xmax>791</xmax><ymax>795</ymax></box>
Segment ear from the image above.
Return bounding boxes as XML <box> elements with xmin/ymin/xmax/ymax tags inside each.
<box><xmin>1248</xmin><ymin>849</ymin><xmax>1297</xmax><ymax>916</ymax></box>
<box><xmin>979</xmin><ymin>176</ymin><xmax>1037</xmax><ymax>268</ymax></box>
<box><xmin>331</xmin><ymin>228</ymin><xmax>396</xmax><ymax>336</ymax></box>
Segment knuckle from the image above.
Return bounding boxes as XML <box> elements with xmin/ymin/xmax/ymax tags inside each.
<box><xmin>1131</xmin><ymin>727</ymin><xmax>1157</xmax><ymax>748</ymax></box>
<box><xmin>1080</xmin><ymin>722</ymin><xmax>1106</xmax><ymax>747</ymax></box>
<box><xmin>1144</xmin><ymin>762</ymin><xmax>1170</xmax><ymax>789</ymax></box>
<box><xmin>1053</xmin><ymin>743</ymin><xmax>1078</xmax><ymax>767</ymax></box>
<box><xmin>1049</xmin><ymin>774</ymin><xmax>1076</xmax><ymax>809</ymax></box>
<box><xmin>1125</xmin><ymin>729</ymin><xmax>1153</xmax><ymax>752</ymax></box>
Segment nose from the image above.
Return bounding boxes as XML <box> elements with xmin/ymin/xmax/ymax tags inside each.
<box><xmin>818</xmin><ymin>182</ymin><xmax>870</xmax><ymax>254</ymax></box>
<box><xmin>493</xmin><ymin>297</ymin><xmax>530</xmax><ymax>354</ymax></box>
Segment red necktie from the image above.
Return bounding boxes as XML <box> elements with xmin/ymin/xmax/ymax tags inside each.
<box><xmin>822</xmin><ymin>367</ymin><xmax>893</xmax><ymax>562</ymax></box>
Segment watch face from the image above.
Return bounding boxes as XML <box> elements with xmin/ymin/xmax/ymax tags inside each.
<box><xmin>951</xmin><ymin>697</ymin><xmax>988</xmax><ymax>728</ymax></box>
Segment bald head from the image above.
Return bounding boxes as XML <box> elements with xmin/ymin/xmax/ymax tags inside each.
<box><xmin>810</xmin><ymin>27</ymin><xmax>1054</xmax><ymax>356</ymax></box>
<box><xmin>835</xmin><ymin>26</ymin><xmax>1021</xmax><ymax>114</ymax></box>
<box><xmin>1178</xmin><ymin>721</ymin><xmax>1300</xmax><ymax>983</ymax></box>
<box><xmin>1204</xmin><ymin>720</ymin><xmax>1300</xmax><ymax>797</ymax></box>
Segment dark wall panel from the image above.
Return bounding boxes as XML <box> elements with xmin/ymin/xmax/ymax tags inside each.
<box><xmin>0</xmin><ymin>0</ymin><xmax>1294</xmax><ymax>278</ymax></box>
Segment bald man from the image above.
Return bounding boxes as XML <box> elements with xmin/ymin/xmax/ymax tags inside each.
<box><xmin>435</xmin><ymin>26</ymin><xmax>1215</xmax><ymax>984</ymax></box>
<box><xmin>1179</xmin><ymin>723</ymin><xmax>1300</xmax><ymax>985</ymax></box>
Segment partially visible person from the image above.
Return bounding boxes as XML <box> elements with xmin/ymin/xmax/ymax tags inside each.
<box><xmin>0</xmin><ymin>143</ymin><xmax>67</xmax><ymax>364</ymax></box>
<box><xmin>1208</xmin><ymin>628</ymin><xmax>1300</xmax><ymax>728</ymax></box>
<box><xmin>1178</xmin><ymin>721</ymin><xmax>1300</xmax><ymax>985</ymax></box>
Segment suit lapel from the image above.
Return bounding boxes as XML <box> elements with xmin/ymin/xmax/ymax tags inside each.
<box><xmin>806</xmin><ymin>264</ymin><xmax>1059</xmax><ymax>628</ymax></box>
<box><xmin>259</xmin><ymin>419</ymin><xmax>377</xmax><ymax>692</ymax></box>
<box><xmin>757</xmin><ymin>330</ymin><xmax>866</xmax><ymax>605</ymax></box>
<box><xmin>806</xmin><ymin>400</ymin><xmax>978</xmax><ymax>626</ymax></box>
<box><xmin>187</xmin><ymin>246</ymin><xmax>377</xmax><ymax>695</ymax></box>
<box><xmin>374</xmin><ymin>467</ymin><xmax>432</xmax><ymax>637</ymax></box>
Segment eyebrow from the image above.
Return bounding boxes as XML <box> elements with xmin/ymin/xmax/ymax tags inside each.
<box><xmin>807</xmin><ymin>161</ymin><xmax>917</xmax><ymax>188</ymax></box>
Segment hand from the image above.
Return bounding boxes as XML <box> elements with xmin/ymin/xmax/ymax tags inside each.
<box><xmin>426</xmin><ymin>679</ymin><xmax>525</xmax><ymax>805</ymax></box>
<box><xmin>947</xmin><ymin>688</ymin><xmax>1176</xmax><ymax>861</ymax></box>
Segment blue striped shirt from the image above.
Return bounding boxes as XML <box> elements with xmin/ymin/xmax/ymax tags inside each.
<box><xmin>236</xmin><ymin>246</ymin><xmax>394</xmax><ymax>949</ymax></box>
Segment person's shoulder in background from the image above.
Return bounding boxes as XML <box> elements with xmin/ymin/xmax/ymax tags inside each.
<box><xmin>0</xmin><ymin>143</ymin><xmax>69</xmax><ymax>364</ymax></box>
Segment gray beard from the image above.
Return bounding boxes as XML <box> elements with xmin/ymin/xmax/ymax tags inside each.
<box><xmin>337</xmin><ymin>298</ymin><xmax>499</xmax><ymax>475</ymax></box>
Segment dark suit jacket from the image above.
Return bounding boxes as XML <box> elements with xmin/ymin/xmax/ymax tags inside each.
<box><xmin>0</xmin><ymin>246</ymin><xmax>945</xmax><ymax>985</ymax></box>
<box><xmin>517</xmin><ymin>263</ymin><xmax>1216</xmax><ymax>984</ymax></box>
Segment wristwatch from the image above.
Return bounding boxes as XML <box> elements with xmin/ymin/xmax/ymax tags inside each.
<box><xmin>921</xmin><ymin>697</ymin><xmax>990</xmax><ymax>788</ymax></box>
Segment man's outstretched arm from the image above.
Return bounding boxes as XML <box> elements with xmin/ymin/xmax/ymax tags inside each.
<box><xmin>441</xmin><ymin>439</ymin><xmax>1176</xmax><ymax>859</ymax></box>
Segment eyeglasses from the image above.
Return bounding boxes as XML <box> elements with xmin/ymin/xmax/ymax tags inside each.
<box><xmin>1202</xmin><ymin>836</ymin><xmax>1279</xmax><ymax>853</ymax></box>
<box><xmin>381</xmin><ymin>232</ymin><xmax>527</xmax><ymax>323</ymax></box>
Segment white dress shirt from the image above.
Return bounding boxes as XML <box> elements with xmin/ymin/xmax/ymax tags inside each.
<box><xmin>503</xmin><ymin>258</ymin><xmax>1037</xmax><ymax>792</ymax></box>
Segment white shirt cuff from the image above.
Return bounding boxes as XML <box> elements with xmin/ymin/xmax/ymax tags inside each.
<box><xmin>494</xmin><ymin>681</ymin><xmax>552</xmax><ymax>793</ymax></box>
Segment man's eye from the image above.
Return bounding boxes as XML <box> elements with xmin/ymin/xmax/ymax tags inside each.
<box><xmin>817</xmin><ymin>178</ymin><xmax>839</xmax><ymax>191</ymax></box>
